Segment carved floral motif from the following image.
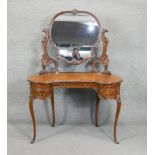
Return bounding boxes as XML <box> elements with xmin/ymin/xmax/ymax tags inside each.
<box><xmin>92</xmin><ymin>29</ymin><xmax>111</xmax><ymax>74</ymax></box>
<box><xmin>40</xmin><ymin>29</ymin><xmax>58</xmax><ymax>74</ymax></box>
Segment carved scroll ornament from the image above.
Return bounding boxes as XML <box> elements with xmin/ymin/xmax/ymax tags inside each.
<box><xmin>91</xmin><ymin>29</ymin><xmax>111</xmax><ymax>74</ymax></box>
<box><xmin>40</xmin><ymin>29</ymin><xmax>58</xmax><ymax>74</ymax></box>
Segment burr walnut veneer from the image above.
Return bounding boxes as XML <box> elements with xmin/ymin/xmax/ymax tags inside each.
<box><xmin>28</xmin><ymin>72</ymin><xmax>123</xmax><ymax>144</ymax></box>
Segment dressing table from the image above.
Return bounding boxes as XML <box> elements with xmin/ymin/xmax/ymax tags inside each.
<box><xmin>28</xmin><ymin>9</ymin><xmax>123</xmax><ymax>144</ymax></box>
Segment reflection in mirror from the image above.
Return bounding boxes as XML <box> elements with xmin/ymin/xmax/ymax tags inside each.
<box><xmin>50</xmin><ymin>14</ymin><xmax>100</xmax><ymax>64</ymax></box>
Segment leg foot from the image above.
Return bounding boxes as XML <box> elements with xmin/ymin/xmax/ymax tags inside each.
<box><xmin>114</xmin><ymin>139</ymin><xmax>119</xmax><ymax>144</ymax></box>
<box><xmin>30</xmin><ymin>139</ymin><xmax>35</xmax><ymax>144</ymax></box>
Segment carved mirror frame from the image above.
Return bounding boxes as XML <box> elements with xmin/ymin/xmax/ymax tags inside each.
<box><xmin>40</xmin><ymin>9</ymin><xmax>111</xmax><ymax>75</ymax></box>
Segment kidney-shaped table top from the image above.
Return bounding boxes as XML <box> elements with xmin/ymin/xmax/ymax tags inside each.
<box><xmin>28</xmin><ymin>72</ymin><xmax>123</xmax><ymax>85</ymax></box>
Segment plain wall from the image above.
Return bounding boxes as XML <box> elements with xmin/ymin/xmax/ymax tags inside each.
<box><xmin>8</xmin><ymin>0</ymin><xmax>146</xmax><ymax>126</ymax></box>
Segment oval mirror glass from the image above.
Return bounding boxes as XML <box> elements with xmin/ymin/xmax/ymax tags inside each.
<box><xmin>49</xmin><ymin>10</ymin><xmax>100</xmax><ymax>64</ymax></box>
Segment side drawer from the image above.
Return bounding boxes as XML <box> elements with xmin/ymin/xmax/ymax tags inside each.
<box><xmin>99</xmin><ymin>84</ymin><xmax>119</xmax><ymax>99</ymax></box>
<box><xmin>30</xmin><ymin>83</ymin><xmax>52</xmax><ymax>99</ymax></box>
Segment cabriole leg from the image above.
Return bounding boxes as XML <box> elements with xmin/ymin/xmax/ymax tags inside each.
<box><xmin>95</xmin><ymin>94</ymin><xmax>100</xmax><ymax>127</ymax></box>
<box><xmin>114</xmin><ymin>95</ymin><xmax>121</xmax><ymax>144</ymax></box>
<box><xmin>50</xmin><ymin>90</ymin><xmax>55</xmax><ymax>127</ymax></box>
<box><xmin>29</xmin><ymin>97</ymin><xmax>36</xmax><ymax>144</ymax></box>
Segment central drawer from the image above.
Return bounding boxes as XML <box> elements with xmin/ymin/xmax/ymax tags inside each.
<box><xmin>53</xmin><ymin>82</ymin><xmax>97</xmax><ymax>89</ymax></box>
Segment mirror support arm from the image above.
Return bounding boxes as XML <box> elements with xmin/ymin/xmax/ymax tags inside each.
<box><xmin>40</xmin><ymin>29</ymin><xmax>58</xmax><ymax>74</ymax></box>
<box><xmin>92</xmin><ymin>29</ymin><xmax>111</xmax><ymax>74</ymax></box>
